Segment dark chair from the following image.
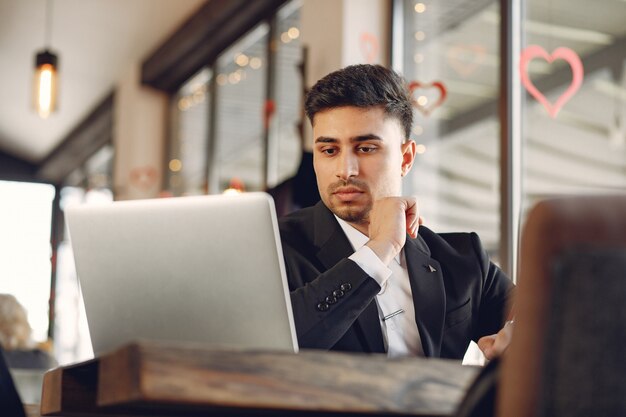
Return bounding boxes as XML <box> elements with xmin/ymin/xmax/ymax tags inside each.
<box><xmin>0</xmin><ymin>346</ymin><xmax>27</xmax><ymax>417</ymax></box>
<box><xmin>497</xmin><ymin>195</ymin><xmax>626</xmax><ymax>417</ymax></box>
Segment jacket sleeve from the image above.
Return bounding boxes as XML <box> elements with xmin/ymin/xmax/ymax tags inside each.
<box><xmin>470</xmin><ymin>232</ymin><xmax>515</xmax><ymax>341</ymax></box>
<box><xmin>282</xmin><ymin>244</ymin><xmax>381</xmax><ymax>349</ymax></box>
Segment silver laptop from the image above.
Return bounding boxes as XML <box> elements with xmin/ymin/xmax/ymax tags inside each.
<box><xmin>66</xmin><ymin>192</ymin><xmax>298</xmax><ymax>356</ymax></box>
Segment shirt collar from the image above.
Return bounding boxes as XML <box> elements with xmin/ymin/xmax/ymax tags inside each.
<box><xmin>335</xmin><ymin>215</ymin><xmax>369</xmax><ymax>250</ymax></box>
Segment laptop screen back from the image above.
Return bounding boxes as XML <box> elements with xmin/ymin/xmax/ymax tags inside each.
<box><xmin>66</xmin><ymin>192</ymin><xmax>298</xmax><ymax>356</ymax></box>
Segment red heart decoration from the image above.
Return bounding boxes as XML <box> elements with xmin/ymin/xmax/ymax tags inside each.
<box><xmin>129</xmin><ymin>166</ymin><xmax>158</xmax><ymax>190</ymax></box>
<box><xmin>359</xmin><ymin>32</ymin><xmax>379</xmax><ymax>64</ymax></box>
<box><xmin>447</xmin><ymin>44</ymin><xmax>486</xmax><ymax>78</ymax></box>
<box><xmin>520</xmin><ymin>45</ymin><xmax>584</xmax><ymax>118</ymax></box>
<box><xmin>263</xmin><ymin>99</ymin><xmax>275</xmax><ymax>129</ymax></box>
<box><xmin>408</xmin><ymin>81</ymin><xmax>448</xmax><ymax>117</ymax></box>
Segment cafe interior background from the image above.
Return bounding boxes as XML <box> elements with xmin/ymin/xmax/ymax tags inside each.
<box><xmin>0</xmin><ymin>0</ymin><xmax>625</xmax><ymax>366</ymax></box>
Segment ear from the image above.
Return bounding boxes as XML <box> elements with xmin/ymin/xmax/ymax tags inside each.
<box><xmin>400</xmin><ymin>140</ymin><xmax>416</xmax><ymax>177</ymax></box>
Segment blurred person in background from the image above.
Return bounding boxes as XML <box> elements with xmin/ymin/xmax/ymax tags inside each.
<box><xmin>0</xmin><ymin>294</ymin><xmax>56</xmax><ymax>370</ymax></box>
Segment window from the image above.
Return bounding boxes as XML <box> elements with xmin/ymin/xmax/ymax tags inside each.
<box><xmin>269</xmin><ymin>0</ymin><xmax>304</xmax><ymax>187</ymax></box>
<box><xmin>211</xmin><ymin>24</ymin><xmax>270</xmax><ymax>193</ymax></box>
<box><xmin>0</xmin><ymin>180</ymin><xmax>55</xmax><ymax>343</ymax></box>
<box><xmin>167</xmin><ymin>68</ymin><xmax>212</xmax><ymax>196</ymax></box>
<box><xmin>521</xmin><ymin>0</ymin><xmax>626</xmax><ymax>216</ymax></box>
<box><xmin>54</xmin><ymin>145</ymin><xmax>114</xmax><ymax>364</ymax></box>
<box><xmin>395</xmin><ymin>0</ymin><xmax>502</xmax><ymax>260</ymax></box>
<box><xmin>164</xmin><ymin>0</ymin><xmax>304</xmax><ymax>195</ymax></box>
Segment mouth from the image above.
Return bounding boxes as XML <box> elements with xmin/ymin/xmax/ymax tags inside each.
<box><xmin>332</xmin><ymin>187</ymin><xmax>365</xmax><ymax>202</ymax></box>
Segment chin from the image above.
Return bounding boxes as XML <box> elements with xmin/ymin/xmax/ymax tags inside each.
<box><xmin>333</xmin><ymin>204</ymin><xmax>370</xmax><ymax>224</ymax></box>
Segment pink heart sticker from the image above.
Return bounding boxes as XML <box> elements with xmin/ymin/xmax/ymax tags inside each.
<box><xmin>359</xmin><ymin>32</ymin><xmax>379</xmax><ymax>64</ymax></box>
<box><xmin>130</xmin><ymin>166</ymin><xmax>158</xmax><ymax>190</ymax></box>
<box><xmin>447</xmin><ymin>44</ymin><xmax>486</xmax><ymax>78</ymax></box>
<box><xmin>408</xmin><ymin>81</ymin><xmax>448</xmax><ymax>117</ymax></box>
<box><xmin>520</xmin><ymin>45</ymin><xmax>584</xmax><ymax>118</ymax></box>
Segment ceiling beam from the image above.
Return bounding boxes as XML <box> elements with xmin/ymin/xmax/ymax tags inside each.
<box><xmin>35</xmin><ymin>93</ymin><xmax>114</xmax><ymax>185</ymax></box>
<box><xmin>141</xmin><ymin>0</ymin><xmax>289</xmax><ymax>93</ymax></box>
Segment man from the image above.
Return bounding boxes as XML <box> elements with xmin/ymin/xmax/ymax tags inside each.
<box><xmin>279</xmin><ymin>64</ymin><xmax>514</xmax><ymax>360</ymax></box>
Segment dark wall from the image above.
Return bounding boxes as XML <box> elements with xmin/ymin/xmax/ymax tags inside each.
<box><xmin>0</xmin><ymin>151</ymin><xmax>36</xmax><ymax>182</ymax></box>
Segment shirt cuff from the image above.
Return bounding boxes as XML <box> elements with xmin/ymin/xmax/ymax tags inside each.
<box><xmin>349</xmin><ymin>245</ymin><xmax>392</xmax><ymax>294</ymax></box>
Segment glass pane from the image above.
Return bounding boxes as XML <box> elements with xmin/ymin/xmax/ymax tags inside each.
<box><xmin>269</xmin><ymin>0</ymin><xmax>303</xmax><ymax>187</ymax></box>
<box><xmin>212</xmin><ymin>24</ymin><xmax>269</xmax><ymax>193</ymax></box>
<box><xmin>0</xmin><ymin>180</ymin><xmax>55</xmax><ymax>343</ymax></box>
<box><xmin>85</xmin><ymin>144</ymin><xmax>115</xmax><ymax>192</ymax></box>
<box><xmin>399</xmin><ymin>0</ymin><xmax>501</xmax><ymax>258</ymax></box>
<box><xmin>54</xmin><ymin>147</ymin><xmax>114</xmax><ymax>365</ymax></box>
<box><xmin>522</xmin><ymin>0</ymin><xmax>626</xmax><ymax>214</ymax></box>
<box><xmin>167</xmin><ymin>68</ymin><xmax>212</xmax><ymax>196</ymax></box>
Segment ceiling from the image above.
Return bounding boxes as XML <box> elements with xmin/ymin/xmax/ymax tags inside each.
<box><xmin>0</xmin><ymin>0</ymin><xmax>205</xmax><ymax>164</ymax></box>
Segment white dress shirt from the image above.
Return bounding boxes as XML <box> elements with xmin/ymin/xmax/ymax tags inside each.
<box><xmin>335</xmin><ymin>216</ymin><xmax>424</xmax><ymax>357</ymax></box>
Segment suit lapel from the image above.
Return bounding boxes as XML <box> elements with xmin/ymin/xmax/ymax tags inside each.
<box><xmin>313</xmin><ymin>202</ymin><xmax>354</xmax><ymax>270</ymax></box>
<box><xmin>312</xmin><ymin>203</ymin><xmax>385</xmax><ymax>353</ymax></box>
<box><xmin>404</xmin><ymin>236</ymin><xmax>446</xmax><ymax>357</ymax></box>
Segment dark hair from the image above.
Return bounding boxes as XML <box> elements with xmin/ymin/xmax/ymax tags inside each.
<box><xmin>304</xmin><ymin>64</ymin><xmax>413</xmax><ymax>138</ymax></box>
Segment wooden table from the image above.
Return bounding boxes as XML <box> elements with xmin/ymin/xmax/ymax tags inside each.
<box><xmin>40</xmin><ymin>340</ymin><xmax>478</xmax><ymax>417</ymax></box>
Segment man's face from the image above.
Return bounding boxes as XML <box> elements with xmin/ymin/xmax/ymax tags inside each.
<box><xmin>312</xmin><ymin>106</ymin><xmax>416</xmax><ymax>226</ymax></box>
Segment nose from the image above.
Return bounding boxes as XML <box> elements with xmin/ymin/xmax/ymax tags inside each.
<box><xmin>335</xmin><ymin>151</ymin><xmax>358</xmax><ymax>180</ymax></box>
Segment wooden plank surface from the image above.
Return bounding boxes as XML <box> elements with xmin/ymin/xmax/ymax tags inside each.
<box><xmin>24</xmin><ymin>404</ymin><xmax>41</xmax><ymax>417</ymax></box>
<box><xmin>43</xmin><ymin>340</ymin><xmax>478</xmax><ymax>417</ymax></box>
<box><xmin>40</xmin><ymin>360</ymin><xmax>105</xmax><ymax>416</ymax></box>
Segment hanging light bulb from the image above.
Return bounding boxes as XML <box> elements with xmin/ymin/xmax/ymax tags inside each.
<box><xmin>33</xmin><ymin>50</ymin><xmax>58</xmax><ymax>118</ymax></box>
<box><xmin>33</xmin><ymin>0</ymin><xmax>59</xmax><ymax>119</ymax></box>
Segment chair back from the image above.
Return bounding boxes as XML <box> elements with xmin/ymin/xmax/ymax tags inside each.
<box><xmin>497</xmin><ymin>195</ymin><xmax>626</xmax><ymax>417</ymax></box>
<box><xmin>0</xmin><ymin>347</ymin><xmax>26</xmax><ymax>417</ymax></box>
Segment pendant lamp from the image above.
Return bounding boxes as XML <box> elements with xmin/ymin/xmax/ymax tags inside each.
<box><xmin>33</xmin><ymin>0</ymin><xmax>59</xmax><ymax>119</ymax></box>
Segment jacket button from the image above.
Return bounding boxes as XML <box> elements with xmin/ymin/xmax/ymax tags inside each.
<box><xmin>332</xmin><ymin>289</ymin><xmax>345</xmax><ymax>298</ymax></box>
<box><xmin>340</xmin><ymin>283</ymin><xmax>352</xmax><ymax>292</ymax></box>
<box><xmin>317</xmin><ymin>302</ymin><xmax>330</xmax><ymax>312</ymax></box>
<box><xmin>325</xmin><ymin>295</ymin><xmax>338</xmax><ymax>304</ymax></box>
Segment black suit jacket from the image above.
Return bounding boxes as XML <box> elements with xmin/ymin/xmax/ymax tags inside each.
<box><xmin>279</xmin><ymin>201</ymin><xmax>514</xmax><ymax>359</ymax></box>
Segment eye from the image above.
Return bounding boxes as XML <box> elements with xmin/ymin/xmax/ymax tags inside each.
<box><xmin>320</xmin><ymin>147</ymin><xmax>337</xmax><ymax>156</ymax></box>
<box><xmin>357</xmin><ymin>145</ymin><xmax>377</xmax><ymax>153</ymax></box>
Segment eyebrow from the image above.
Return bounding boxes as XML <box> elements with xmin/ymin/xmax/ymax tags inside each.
<box><xmin>314</xmin><ymin>134</ymin><xmax>384</xmax><ymax>144</ymax></box>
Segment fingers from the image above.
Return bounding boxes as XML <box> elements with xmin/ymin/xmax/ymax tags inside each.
<box><xmin>478</xmin><ymin>321</ymin><xmax>514</xmax><ymax>360</ymax></box>
<box><xmin>367</xmin><ymin>196</ymin><xmax>421</xmax><ymax>260</ymax></box>
<box><xmin>404</xmin><ymin>197</ymin><xmax>420</xmax><ymax>238</ymax></box>
<box><xmin>407</xmin><ymin>217</ymin><xmax>419</xmax><ymax>238</ymax></box>
<box><xmin>477</xmin><ymin>335</ymin><xmax>497</xmax><ymax>360</ymax></box>
<box><xmin>406</xmin><ymin>212</ymin><xmax>418</xmax><ymax>238</ymax></box>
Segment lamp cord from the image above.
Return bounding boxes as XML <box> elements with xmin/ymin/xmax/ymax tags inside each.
<box><xmin>44</xmin><ymin>0</ymin><xmax>53</xmax><ymax>49</ymax></box>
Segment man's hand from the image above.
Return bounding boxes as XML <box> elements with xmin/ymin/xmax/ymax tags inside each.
<box><xmin>365</xmin><ymin>196</ymin><xmax>420</xmax><ymax>265</ymax></box>
<box><xmin>477</xmin><ymin>320</ymin><xmax>514</xmax><ymax>360</ymax></box>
